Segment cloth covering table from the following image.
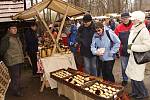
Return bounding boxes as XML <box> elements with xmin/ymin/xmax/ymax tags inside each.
<box><xmin>41</xmin><ymin>53</ymin><xmax>77</xmax><ymax>90</ymax></box>
<box><xmin>57</xmin><ymin>82</ymin><xmax>94</xmax><ymax>100</ymax></box>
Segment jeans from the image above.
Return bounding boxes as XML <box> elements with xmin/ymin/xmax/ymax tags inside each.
<box><xmin>99</xmin><ymin>60</ymin><xmax>115</xmax><ymax>82</ymax></box>
<box><xmin>83</xmin><ymin>56</ymin><xmax>97</xmax><ymax>76</ymax></box>
<box><xmin>120</xmin><ymin>56</ymin><xmax>129</xmax><ymax>81</ymax></box>
<box><xmin>131</xmin><ymin>79</ymin><xmax>149</xmax><ymax>97</ymax></box>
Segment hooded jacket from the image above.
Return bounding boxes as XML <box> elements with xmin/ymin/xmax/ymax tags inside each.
<box><xmin>68</xmin><ymin>24</ymin><xmax>78</xmax><ymax>53</ymax></box>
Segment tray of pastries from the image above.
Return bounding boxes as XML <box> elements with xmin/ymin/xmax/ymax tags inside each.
<box><xmin>64</xmin><ymin>72</ymin><xmax>96</xmax><ymax>87</ymax></box>
<box><xmin>50</xmin><ymin>69</ymin><xmax>73</xmax><ymax>81</ymax></box>
<box><xmin>82</xmin><ymin>81</ymin><xmax>124</xmax><ymax>100</ymax></box>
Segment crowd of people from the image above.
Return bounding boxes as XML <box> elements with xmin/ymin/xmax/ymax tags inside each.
<box><xmin>68</xmin><ymin>11</ymin><xmax>150</xmax><ymax>99</ymax></box>
<box><xmin>0</xmin><ymin>10</ymin><xmax>150</xmax><ymax>99</ymax></box>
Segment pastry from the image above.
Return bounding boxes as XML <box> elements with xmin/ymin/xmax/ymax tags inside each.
<box><xmin>65</xmin><ymin>79</ymin><xmax>69</xmax><ymax>82</ymax></box>
<box><xmin>109</xmin><ymin>93</ymin><xmax>113</xmax><ymax>97</ymax></box>
<box><xmin>113</xmin><ymin>92</ymin><xmax>116</xmax><ymax>95</ymax></box>
<box><xmin>93</xmin><ymin>84</ymin><xmax>97</xmax><ymax>87</ymax></box>
<box><xmin>76</xmin><ymin>84</ymin><xmax>81</xmax><ymax>86</ymax></box>
<box><xmin>107</xmin><ymin>86</ymin><xmax>112</xmax><ymax>90</ymax></box>
<box><xmin>85</xmin><ymin>87</ymin><xmax>89</xmax><ymax>91</ymax></box>
<box><xmin>97</xmin><ymin>86</ymin><xmax>100</xmax><ymax>89</ymax></box>
<box><xmin>103</xmin><ymin>89</ymin><xmax>108</xmax><ymax>92</ymax></box>
<box><xmin>93</xmin><ymin>87</ymin><xmax>97</xmax><ymax>91</ymax></box>
<box><xmin>103</xmin><ymin>85</ymin><xmax>106</xmax><ymax>88</ymax></box>
<box><xmin>116</xmin><ymin>89</ymin><xmax>120</xmax><ymax>92</ymax></box>
<box><xmin>104</xmin><ymin>92</ymin><xmax>109</xmax><ymax>96</ymax></box>
<box><xmin>111</xmin><ymin>88</ymin><xmax>116</xmax><ymax>91</ymax></box>
<box><xmin>100</xmin><ymin>84</ymin><xmax>103</xmax><ymax>87</ymax></box>
<box><xmin>108</xmin><ymin>90</ymin><xmax>113</xmax><ymax>94</ymax></box>
<box><xmin>89</xmin><ymin>89</ymin><xmax>94</xmax><ymax>93</ymax></box>
<box><xmin>95</xmin><ymin>82</ymin><xmax>99</xmax><ymax>85</ymax></box>
<box><xmin>84</xmin><ymin>77</ymin><xmax>90</xmax><ymax>81</ymax></box>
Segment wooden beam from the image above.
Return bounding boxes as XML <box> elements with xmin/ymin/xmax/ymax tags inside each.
<box><xmin>35</xmin><ymin>9</ymin><xmax>62</xmax><ymax>54</ymax></box>
<box><xmin>51</xmin><ymin>5</ymin><xmax>69</xmax><ymax>55</ymax></box>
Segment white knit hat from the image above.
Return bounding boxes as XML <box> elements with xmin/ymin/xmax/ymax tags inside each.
<box><xmin>131</xmin><ymin>11</ymin><xmax>145</xmax><ymax>22</ymax></box>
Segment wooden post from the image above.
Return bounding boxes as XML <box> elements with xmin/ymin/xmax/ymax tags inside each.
<box><xmin>35</xmin><ymin>9</ymin><xmax>62</xmax><ymax>53</ymax></box>
<box><xmin>51</xmin><ymin>5</ymin><xmax>69</xmax><ymax>55</ymax></box>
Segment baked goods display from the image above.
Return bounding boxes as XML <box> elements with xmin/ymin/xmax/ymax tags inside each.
<box><xmin>38</xmin><ymin>45</ymin><xmax>71</xmax><ymax>58</ymax></box>
<box><xmin>84</xmin><ymin>82</ymin><xmax>121</xmax><ymax>99</ymax></box>
<box><xmin>65</xmin><ymin>74</ymin><xmax>95</xmax><ymax>87</ymax></box>
<box><xmin>60</xmin><ymin>45</ymin><xmax>72</xmax><ymax>54</ymax></box>
<box><xmin>51</xmin><ymin>69</ymin><xmax>72</xmax><ymax>78</ymax></box>
<box><xmin>50</xmin><ymin>68</ymin><xmax>124</xmax><ymax>100</ymax></box>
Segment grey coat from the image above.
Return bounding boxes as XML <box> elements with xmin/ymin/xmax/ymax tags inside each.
<box><xmin>1</xmin><ymin>34</ymin><xmax>24</xmax><ymax>66</ymax></box>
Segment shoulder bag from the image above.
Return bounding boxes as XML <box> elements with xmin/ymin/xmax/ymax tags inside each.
<box><xmin>132</xmin><ymin>28</ymin><xmax>150</xmax><ymax>64</ymax></box>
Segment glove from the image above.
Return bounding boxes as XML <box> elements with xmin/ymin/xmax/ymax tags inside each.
<box><xmin>128</xmin><ymin>44</ymin><xmax>132</xmax><ymax>50</ymax></box>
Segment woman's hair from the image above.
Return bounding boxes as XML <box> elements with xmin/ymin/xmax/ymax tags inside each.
<box><xmin>95</xmin><ymin>21</ymin><xmax>104</xmax><ymax>29</ymax></box>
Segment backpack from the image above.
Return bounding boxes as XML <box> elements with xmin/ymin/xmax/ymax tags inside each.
<box><xmin>106</xmin><ymin>30</ymin><xmax>113</xmax><ymax>48</ymax></box>
<box><xmin>106</xmin><ymin>30</ymin><xmax>119</xmax><ymax>58</ymax></box>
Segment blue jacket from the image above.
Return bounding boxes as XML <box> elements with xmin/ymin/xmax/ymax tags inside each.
<box><xmin>68</xmin><ymin>24</ymin><xmax>78</xmax><ymax>53</ymax></box>
<box><xmin>91</xmin><ymin>29</ymin><xmax>120</xmax><ymax>61</ymax></box>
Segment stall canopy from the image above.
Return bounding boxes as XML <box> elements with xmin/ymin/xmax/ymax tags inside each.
<box><xmin>12</xmin><ymin>0</ymin><xmax>86</xmax><ymax>55</ymax></box>
<box><xmin>12</xmin><ymin>0</ymin><xmax>86</xmax><ymax>20</ymax></box>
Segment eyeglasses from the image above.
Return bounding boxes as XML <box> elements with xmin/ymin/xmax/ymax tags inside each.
<box><xmin>96</xmin><ymin>28</ymin><xmax>103</xmax><ymax>32</ymax></box>
<box><xmin>96</xmin><ymin>29</ymin><xmax>101</xmax><ymax>32</ymax></box>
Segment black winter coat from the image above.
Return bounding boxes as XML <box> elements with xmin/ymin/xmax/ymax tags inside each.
<box><xmin>77</xmin><ymin>22</ymin><xmax>96</xmax><ymax>57</ymax></box>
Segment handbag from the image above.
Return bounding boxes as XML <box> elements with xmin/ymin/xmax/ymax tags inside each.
<box><xmin>132</xmin><ymin>28</ymin><xmax>150</xmax><ymax>64</ymax></box>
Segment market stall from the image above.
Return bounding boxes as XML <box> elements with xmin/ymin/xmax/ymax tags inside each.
<box><xmin>12</xmin><ymin>0</ymin><xmax>86</xmax><ymax>92</ymax></box>
<box><xmin>12</xmin><ymin>0</ymin><xmax>86</xmax><ymax>55</ymax></box>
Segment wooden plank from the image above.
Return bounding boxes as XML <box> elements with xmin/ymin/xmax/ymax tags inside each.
<box><xmin>0</xmin><ymin>1</ymin><xmax>24</xmax><ymax>22</ymax></box>
<box><xmin>0</xmin><ymin>1</ymin><xmax>23</xmax><ymax>5</ymax></box>
<box><xmin>0</xmin><ymin>9</ymin><xmax>24</xmax><ymax>14</ymax></box>
<box><xmin>0</xmin><ymin>4</ymin><xmax>23</xmax><ymax>9</ymax></box>
<box><xmin>51</xmin><ymin>5</ymin><xmax>69</xmax><ymax>55</ymax></box>
<box><xmin>0</xmin><ymin>12</ymin><xmax>18</xmax><ymax>17</ymax></box>
<box><xmin>0</xmin><ymin>7</ymin><xmax>23</xmax><ymax>10</ymax></box>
